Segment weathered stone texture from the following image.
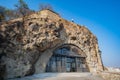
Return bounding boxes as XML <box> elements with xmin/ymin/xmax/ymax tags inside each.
<box><xmin>0</xmin><ymin>10</ymin><xmax>104</xmax><ymax>79</ymax></box>
<box><xmin>100</xmin><ymin>72</ymin><xmax>120</xmax><ymax>80</ymax></box>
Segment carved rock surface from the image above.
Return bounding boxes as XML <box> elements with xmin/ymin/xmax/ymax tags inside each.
<box><xmin>0</xmin><ymin>10</ymin><xmax>104</xmax><ymax>79</ymax></box>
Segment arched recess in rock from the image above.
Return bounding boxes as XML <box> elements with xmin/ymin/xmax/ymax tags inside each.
<box><xmin>35</xmin><ymin>44</ymin><xmax>90</xmax><ymax>74</ymax></box>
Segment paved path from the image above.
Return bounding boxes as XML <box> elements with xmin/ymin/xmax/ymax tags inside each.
<box><xmin>9</xmin><ymin>73</ymin><xmax>104</xmax><ymax>80</ymax></box>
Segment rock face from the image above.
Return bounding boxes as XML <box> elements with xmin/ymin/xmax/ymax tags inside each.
<box><xmin>100</xmin><ymin>67</ymin><xmax>120</xmax><ymax>80</ymax></box>
<box><xmin>100</xmin><ymin>72</ymin><xmax>120</xmax><ymax>80</ymax></box>
<box><xmin>0</xmin><ymin>10</ymin><xmax>104</xmax><ymax>79</ymax></box>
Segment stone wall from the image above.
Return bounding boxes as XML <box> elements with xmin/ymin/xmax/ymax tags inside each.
<box><xmin>0</xmin><ymin>10</ymin><xmax>104</xmax><ymax>79</ymax></box>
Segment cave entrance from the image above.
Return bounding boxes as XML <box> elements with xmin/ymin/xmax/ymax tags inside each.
<box><xmin>46</xmin><ymin>44</ymin><xmax>89</xmax><ymax>72</ymax></box>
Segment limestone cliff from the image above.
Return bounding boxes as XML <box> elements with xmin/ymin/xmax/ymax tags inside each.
<box><xmin>0</xmin><ymin>10</ymin><xmax>104</xmax><ymax>79</ymax></box>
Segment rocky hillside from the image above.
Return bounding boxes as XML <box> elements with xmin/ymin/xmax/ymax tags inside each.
<box><xmin>0</xmin><ymin>10</ymin><xmax>104</xmax><ymax>79</ymax></box>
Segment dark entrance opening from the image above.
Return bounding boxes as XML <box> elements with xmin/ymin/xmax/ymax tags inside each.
<box><xmin>66</xmin><ymin>57</ymin><xmax>76</xmax><ymax>72</ymax></box>
<box><xmin>46</xmin><ymin>45</ymin><xmax>89</xmax><ymax>72</ymax></box>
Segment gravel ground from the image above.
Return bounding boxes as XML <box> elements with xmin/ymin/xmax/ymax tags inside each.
<box><xmin>9</xmin><ymin>73</ymin><xmax>104</xmax><ymax>80</ymax></box>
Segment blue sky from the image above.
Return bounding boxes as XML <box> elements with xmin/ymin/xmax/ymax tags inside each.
<box><xmin>0</xmin><ymin>0</ymin><xmax>120</xmax><ymax>67</ymax></box>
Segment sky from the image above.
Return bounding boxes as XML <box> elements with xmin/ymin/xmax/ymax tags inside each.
<box><xmin>0</xmin><ymin>0</ymin><xmax>120</xmax><ymax>67</ymax></box>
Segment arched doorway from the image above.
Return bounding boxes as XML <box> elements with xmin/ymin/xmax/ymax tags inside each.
<box><xmin>46</xmin><ymin>44</ymin><xmax>89</xmax><ymax>72</ymax></box>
